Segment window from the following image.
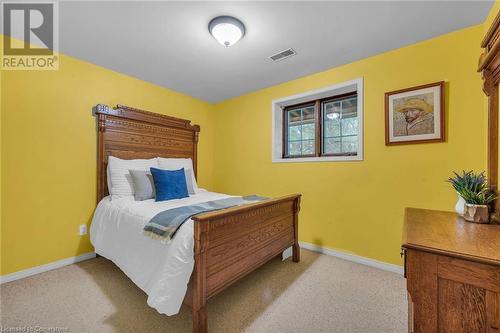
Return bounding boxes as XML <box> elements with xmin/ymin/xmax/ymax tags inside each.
<box><xmin>284</xmin><ymin>103</ymin><xmax>316</xmax><ymax>157</ymax></box>
<box><xmin>322</xmin><ymin>94</ymin><xmax>358</xmax><ymax>156</ymax></box>
<box><xmin>272</xmin><ymin>78</ymin><xmax>363</xmax><ymax>163</ymax></box>
<box><xmin>283</xmin><ymin>93</ymin><xmax>358</xmax><ymax>158</ymax></box>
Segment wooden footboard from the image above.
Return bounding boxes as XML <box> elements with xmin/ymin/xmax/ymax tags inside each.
<box><xmin>185</xmin><ymin>194</ymin><xmax>301</xmax><ymax>333</ymax></box>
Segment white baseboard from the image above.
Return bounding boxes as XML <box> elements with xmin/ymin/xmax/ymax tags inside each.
<box><xmin>0</xmin><ymin>252</ymin><xmax>96</xmax><ymax>284</ymax></box>
<box><xmin>1</xmin><ymin>244</ymin><xmax>402</xmax><ymax>284</ymax></box>
<box><xmin>299</xmin><ymin>242</ymin><xmax>404</xmax><ymax>275</ymax></box>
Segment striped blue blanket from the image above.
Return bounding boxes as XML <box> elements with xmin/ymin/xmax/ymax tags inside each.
<box><xmin>143</xmin><ymin>195</ymin><xmax>267</xmax><ymax>242</ymax></box>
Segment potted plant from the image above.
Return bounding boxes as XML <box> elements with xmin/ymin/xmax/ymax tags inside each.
<box><xmin>447</xmin><ymin>171</ymin><xmax>497</xmax><ymax>223</ymax></box>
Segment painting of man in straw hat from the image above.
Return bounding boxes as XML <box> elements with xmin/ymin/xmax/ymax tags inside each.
<box><xmin>393</xmin><ymin>95</ymin><xmax>434</xmax><ymax>136</ymax></box>
<box><xmin>385</xmin><ymin>81</ymin><xmax>444</xmax><ymax>145</ymax></box>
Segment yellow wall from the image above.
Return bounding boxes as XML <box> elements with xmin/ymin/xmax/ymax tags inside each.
<box><xmin>1</xmin><ymin>48</ymin><xmax>216</xmax><ymax>275</ymax></box>
<box><xmin>212</xmin><ymin>25</ymin><xmax>487</xmax><ymax>265</ymax></box>
<box><xmin>484</xmin><ymin>1</ymin><xmax>500</xmax><ymax>32</ymax></box>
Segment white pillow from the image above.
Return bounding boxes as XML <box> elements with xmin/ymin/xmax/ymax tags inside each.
<box><xmin>107</xmin><ymin>156</ymin><xmax>158</xmax><ymax>198</ymax></box>
<box><xmin>157</xmin><ymin>157</ymin><xmax>198</xmax><ymax>193</ymax></box>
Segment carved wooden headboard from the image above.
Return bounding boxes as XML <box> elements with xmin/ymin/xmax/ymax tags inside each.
<box><xmin>95</xmin><ymin>104</ymin><xmax>200</xmax><ymax>201</ymax></box>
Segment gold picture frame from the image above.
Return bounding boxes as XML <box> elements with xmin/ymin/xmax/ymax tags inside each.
<box><xmin>385</xmin><ymin>81</ymin><xmax>445</xmax><ymax>145</ymax></box>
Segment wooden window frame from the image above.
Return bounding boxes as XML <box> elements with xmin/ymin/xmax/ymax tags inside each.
<box><xmin>282</xmin><ymin>102</ymin><xmax>317</xmax><ymax>158</ymax></box>
<box><xmin>282</xmin><ymin>92</ymin><xmax>358</xmax><ymax>159</ymax></box>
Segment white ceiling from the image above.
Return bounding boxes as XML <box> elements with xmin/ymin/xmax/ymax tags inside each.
<box><xmin>59</xmin><ymin>1</ymin><xmax>493</xmax><ymax>103</ymax></box>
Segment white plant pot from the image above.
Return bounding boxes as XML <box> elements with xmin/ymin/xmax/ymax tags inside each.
<box><xmin>455</xmin><ymin>193</ymin><xmax>466</xmax><ymax>216</ymax></box>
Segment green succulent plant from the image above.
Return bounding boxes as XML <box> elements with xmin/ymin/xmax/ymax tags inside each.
<box><xmin>459</xmin><ymin>187</ymin><xmax>497</xmax><ymax>205</ymax></box>
<box><xmin>447</xmin><ymin>170</ymin><xmax>497</xmax><ymax>205</ymax></box>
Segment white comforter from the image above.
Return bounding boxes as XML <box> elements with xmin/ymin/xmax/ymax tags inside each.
<box><xmin>90</xmin><ymin>190</ymin><xmax>232</xmax><ymax>315</ymax></box>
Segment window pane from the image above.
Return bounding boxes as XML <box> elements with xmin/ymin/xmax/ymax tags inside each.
<box><xmin>288</xmin><ymin>125</ymin><xmax>301</xmax><ymax>141</ymax></box>
<box><xmin>342</xmin><ymin>136</ymin><xmax>358</xmax><ymax>153</ymax></box>
<box><xmin>321</xmin><ymin>95</ymin><xmax>358</xmax><ymax>155</ymax></box>
<box><xmin>342</xmin><ymin>98</ymin><xmax>357</xmax><ymax>118</ymax></box>
<box><xmin>302</xmin><ymin>123</ymin><xmax>315</xmax><ymax>140</ymax></box>
<box><xmin>302</xmin><ymin>106</ymin><xmax>315</xmax><ymax>121</ymax></box>
<box><xmin>288</xmin><ymin>110</ymin><xmax>301</xmax><ymax>123</ymax></box>
<box><xmin>341</xmin><ymin>117</ymin><xmax>358</xmax><ymax>136</ymax></box>
<box><xmin>324</xmin><ymin>101</ymin><xmax>341</xmax><ymax>117</ymax></box>
<box><xmin>323</xmin><ymin>138</ymin><xmax>341</xmax><ymax>154</ymax></box>
<box><xmin>302</xmin><ymin>139</ymin><xmax>315</xmax><ymax>155</ymax></box>
<box><xmin>285</xmin><ymin>104</ymin><xmax>316</xmax><ymax>157</ymax></box>
<box><xmin>324</xmin><ymin>118</ymin><xmax>340</xmax><ymax>137</ymax></box>
<box><xmin>288</xmin><ymin>141</ymin><xmax>301</xmax><ymax>156</ymax></box>
<box><xmin>323</xmin><ymin>101</ymin><xmax>341</xmax><ymax>137</ymax></box>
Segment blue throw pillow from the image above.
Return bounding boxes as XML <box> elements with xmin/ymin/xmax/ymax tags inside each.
<box><xmin>150</xmin><ymin>167</ymin><xmax>189</xmax><ymax>201</ymax></box>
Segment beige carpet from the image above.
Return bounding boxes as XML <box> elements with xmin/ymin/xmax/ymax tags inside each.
<box><xmin>0</xmin><ymin>250</ymin><xmax>407</xmax><ymax>332</ymax></box>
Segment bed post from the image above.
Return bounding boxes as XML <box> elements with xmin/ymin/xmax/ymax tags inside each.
<box><xmin>292</xmin><ymin>196</ymin><xmax>301</xmax><ymax>263</ymax></box>
<box><xmin>95</xmin><ymin>104</ymin><xmax>109</xmax><ymax>202</ymax></box>
<box><xmin>192</xmin><ymin>221</ymin><xmax>208</xmax><ymax>333</ymax></box>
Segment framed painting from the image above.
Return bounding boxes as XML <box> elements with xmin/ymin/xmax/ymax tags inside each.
<box><xmin>385</xmin><ymin>81</ymin><xmax>445</xmax><ymax>145</ymax></box>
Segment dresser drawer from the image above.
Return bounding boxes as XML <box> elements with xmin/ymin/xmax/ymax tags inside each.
<box><xmin>438</xmin><ymin>256</ymin><xmax>500</xmax><ymax>292</ymax></box>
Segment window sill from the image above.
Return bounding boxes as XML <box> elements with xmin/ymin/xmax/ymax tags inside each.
<box><xmin>272</xmin><ymin>155</ymin><xmax>363</xmax><ymax>163</ymax></box>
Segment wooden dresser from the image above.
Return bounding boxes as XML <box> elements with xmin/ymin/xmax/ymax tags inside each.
<box><xmin>402</xmin><ymin>208</ymin><xmax>500</xmax><ymax>333</ymax></box>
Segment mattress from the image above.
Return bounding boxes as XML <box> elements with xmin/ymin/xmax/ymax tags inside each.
<box><xmin>90</xmin><ymin>189</ymin><xmax>232</xmax><ymax>315</ymax></box>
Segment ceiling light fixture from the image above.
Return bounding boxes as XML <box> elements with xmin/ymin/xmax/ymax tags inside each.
<box><xmin>327</xmin><ymin>112</ymin><xmax>340</xmax><ymax>120</ymax></box>
<box><xmin>208</xmin><ymin>16</ymin><xmax>245</xmax><ymax>47</ymax></box>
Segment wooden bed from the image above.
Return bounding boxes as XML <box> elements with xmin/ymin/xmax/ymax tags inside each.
<box><xmin>94</xmin><ymin>104</ymin><xmax>301</xmax><ymax>333</ymax></box>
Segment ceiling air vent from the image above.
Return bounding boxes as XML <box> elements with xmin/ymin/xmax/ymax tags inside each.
<box><xmin>269</xmin><ymin>48</ymin><xmax>296</xmax><ymax>62</ymax></box>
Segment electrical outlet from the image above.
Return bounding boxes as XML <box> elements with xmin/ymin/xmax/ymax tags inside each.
<box><xmin>79</xmin><ymin>224</ymin><xmax>87</xmax><ymax>236</ymax></box>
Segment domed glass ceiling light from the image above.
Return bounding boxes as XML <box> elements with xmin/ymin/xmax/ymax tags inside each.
<box><xmin>208</xmin><ymin>16</ymin><xmax>245</xmax><ymax>47</ymax></box>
